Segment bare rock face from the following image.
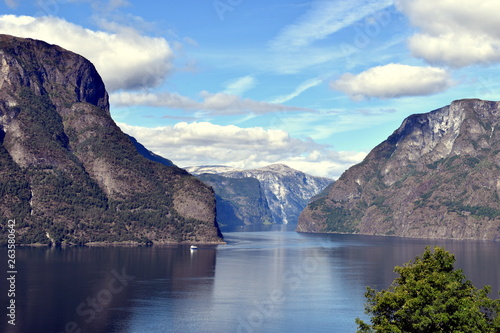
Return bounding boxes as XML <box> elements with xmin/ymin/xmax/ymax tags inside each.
<box><xmin>223</xmin><ymin>164</ymin><xmax>333</xmax><ymax>225</ymax></box>
<box><xmin>188</xmin><ymin>164</ymin><xmax>333</xmax><ymax>228</ymax></box>
<box><xmin>298</xmin><ymin>99</ymin><xmax>500</xmax><ymax>240</ymax></box>
<box><xmin>196</xmin><ymin>173</ymin><xmax>273</xmax><ymax>229</ymax></box>
<box><xmin>0</xmin><ymin>34</ymin><xmax>223</xmax><ymax>245</ymax></box>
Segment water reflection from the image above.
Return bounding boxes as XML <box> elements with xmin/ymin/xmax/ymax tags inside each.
<box><xmin>0</xmin><ymin>232</ymin><xmax>498</xmax><ymax>333</ymax></box>
<box><xmin>304</xmin><ymin>233</ymin><xmax>500</xmax><ymax>293</ymax></box>
<box><xmin>0</xmin><ymin>246</ymin><xmax>218</xmax><ymax>333</ymax></box>
<box><xmin>220</xmin><ymin>223</ymin><xmax>296</xmax><ymax>233</ymax></box>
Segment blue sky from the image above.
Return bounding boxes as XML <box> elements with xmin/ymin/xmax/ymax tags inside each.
<box><xmin>0</xmin><ymin>0</ymin><xmax>499</xmax><ymax>178</ymax></box>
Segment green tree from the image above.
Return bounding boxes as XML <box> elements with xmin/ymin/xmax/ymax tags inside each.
<box><xmin>356</xmin><ymin>246</ymin><xmax>500</xmax><ymax>332</ymax></box>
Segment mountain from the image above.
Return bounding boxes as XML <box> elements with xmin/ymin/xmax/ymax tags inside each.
<box><xmin>223</xmin><ymin>164</ymin><xmax>333</xmax><ymax>225</ymax></box>
<box><xmin>298</xmin><ymin>99</ymin><xmax>500</xmax><ymax>240</ymax></box>
<box><xmin>196</xmin><ymin>173</ymin><xmax>273</xmax><ymax>229</ymax></box>
<box><xmin>128</xmin><ymin>135</ymin><xmax>175</xmax><ymax>167</ymax></box>
<box><xmin>185</xmin><ymin>165</ymin><xmax>241</xmax><ymax>174</ymax></box>
<box><xmin>0</xmin><ymin>34</ymin><xmax>223</xmax><ymax>245</ymax></box>
<box><xmin>188</xmin><ymin>164</ymin><xmax>333</xmax><ymax>228</ymax></box>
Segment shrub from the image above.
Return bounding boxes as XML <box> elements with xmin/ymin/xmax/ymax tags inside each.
<box><xmin>356</xmin><ymin>246</ymin><xmax>500</xmax><ymax>332</ymax></box>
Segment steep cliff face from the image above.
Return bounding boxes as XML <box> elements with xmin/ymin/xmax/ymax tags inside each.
<box><xmin>188</xmin><ymin>164</ymin><xmax>333</xmax><ymax>226</ymax></box>
<box><xmin>298</xmin><ymin>99</ymin><xmax>500</xmax><ymax>240</ymax></box>
<box><xmin>196</xmin><ymin>173</ymin><xmax>273</xmax><ymax>229</ymax></box>
<box><xmin>0</xmin><ymin>34</ymin><xmax>223</xmax><ymax>245</ymax></box>
<box><xmin>224</xmin><ymin>164</ymin><xmax>333</xmax><ymax>225</ymax></box>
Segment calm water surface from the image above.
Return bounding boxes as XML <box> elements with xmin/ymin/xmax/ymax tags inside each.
<box><xmin>1</xmin><ymin>229</ymin><xmax>499</xmax><ymax>333</ymax></box>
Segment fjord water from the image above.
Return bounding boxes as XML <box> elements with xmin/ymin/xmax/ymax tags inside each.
<box><xmin>1</xmin><ymin>229</ymin><xmax>499</xmax><ymax>333</ymax></box>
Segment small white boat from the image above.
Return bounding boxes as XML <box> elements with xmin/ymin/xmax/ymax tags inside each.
<box><xmin>190</xmin><ymin>245</ymin><xmax>198</xmax><ymax>250</ymax></box>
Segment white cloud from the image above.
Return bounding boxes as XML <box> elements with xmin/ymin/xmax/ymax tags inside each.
<box><xmin>270</xmin><ymin>77</ymin><xmax>323</xmax><ymax>104</ymax></box>
<box><xmin>111</xmin><ymin>91</ymin><xmax>198</xmax><ymax>109</ymax></box>
<box><xmin>269</xmin><ymin>0</ymin><xmax>393</xmax><ymax>51</ymax></box>
<box><xmin>331</xmin><ymin>63</ymin><xmax>454</xmax><ymax>100</ymax></box>
<box><xmin>222</xmin><ymin>75</ymin><xmax>257</xmax><ymax>95</ymax></box>
<box><xmin>199</xmin><ymin>91</ymin><xmax>310</xmax><ymax>115</ymax></box>
<box><xmin>0</xmin><ymin>15</ymin><xmax>173</xmax><ymax>91</ymax></box>
<box><xmin>407</xmin><ymin>33</ymin><xmax>500</xmax><ymax>68</ymax></box>
<box><xmin>118</xmin><ymin>122</ymin><xmax>365</xmax><ymax>178</ymax></box>
<box><xmin>264</xmin><ymin>0</ymin><xmax>395</xmax><ymax>74</ymax></box>
<box><xmin>396</xmin><ymin>0</ymin><xmax>500</xmax><ymax>67</ymax></box>
<box><xmin>110</xmin><ymin>90</ymin><xmax>311</xmax><ymax>115</ymax></box>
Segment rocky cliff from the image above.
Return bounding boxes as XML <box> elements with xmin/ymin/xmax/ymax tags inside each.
<box><xmin>0</xmin><ymin>34</ymin><xmax>223</xmax><ymax>245</ymax></box>
<box><xmin>298</xmin><ymin>99</ymin><xmax>500</xmax><ymax>240</ymax></box>
<box><xmin>188</xmin><ymin>164</ymin><xmax>333</xmax><ymax>227</ymax></box>
<box><xmin>196</xmin><ymin>173</ymin><xmax>273</xmax><ymax>229</ymax></box>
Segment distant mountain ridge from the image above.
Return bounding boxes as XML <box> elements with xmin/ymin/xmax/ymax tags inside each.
<box><xmin>196</xmin><ymin>173</ymin><xmax>273</xmax><ymax>229</ymax></box>
<box><xmin>298</xmin><ymin>99</ymin><xmax>500</xmax><ymax>240</ymax></box>
<box><xmin>0</xmin><ymin>34</ymin><xmax>223</xmax><ymax>245</ymax></box>
<box><xmin>187</xmin><ymin>164</ymin><xmax>333</xmax><ymax>228</ymax></box>
<box><xmin>128</xmin><ymin>135</ymin><xmax>175</xmax><ymax>167</ymax></box>
<box><xmin>185</xmin><ymin>165</ymin><xmax>242</xmax><ymax>174</ymax></box>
